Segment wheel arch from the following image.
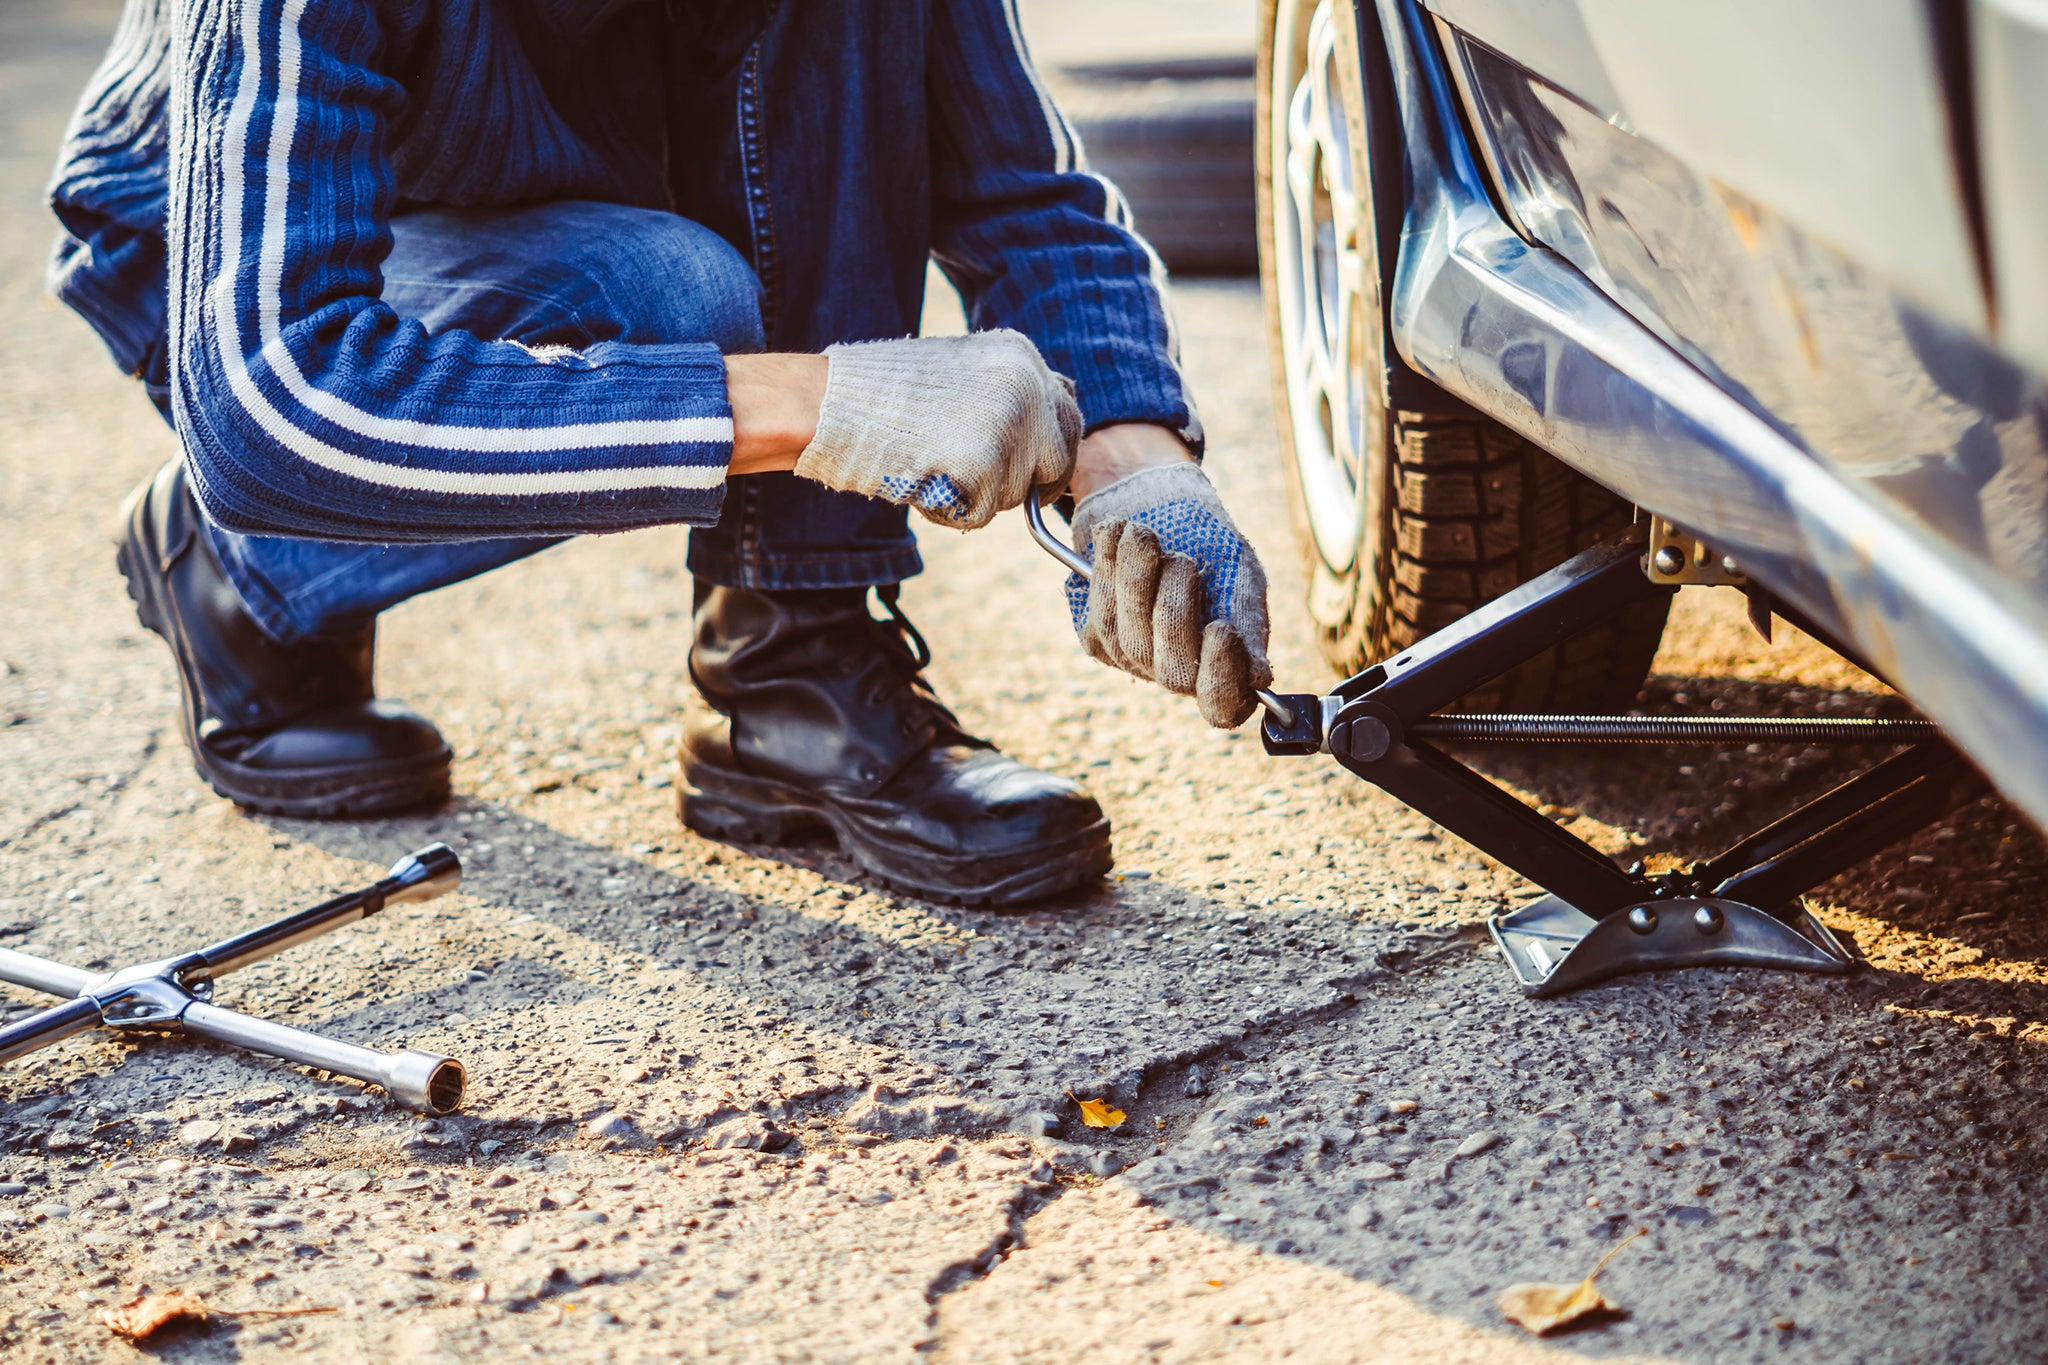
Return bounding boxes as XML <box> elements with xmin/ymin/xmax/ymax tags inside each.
<box><xmin>1339</xmin><ymin>0</ymin><xmax>1477</xmax><ymax>416</ymax></box>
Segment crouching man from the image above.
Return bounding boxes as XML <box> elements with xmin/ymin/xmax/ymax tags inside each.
<box><xmin>47</xmin><ymin>0</ymin><xmax>1272</xmax><ymax>905</ymax></box>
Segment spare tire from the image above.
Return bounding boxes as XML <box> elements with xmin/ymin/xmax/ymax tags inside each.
<box><xmin>1048</xmin><ymin>57</ymin><xmax>1258</xmax><ymax>275</ymax></box>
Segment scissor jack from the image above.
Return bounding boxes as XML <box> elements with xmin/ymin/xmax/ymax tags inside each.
<box><xmin>0</xmin><ymin>845</ymin><xmax>468</xmax><ymax>1111</ymax></box>
<box><xmin>1027</xmin><ymin>506</ymin><xmax>1981</xmax><ymax>995</ymax></box>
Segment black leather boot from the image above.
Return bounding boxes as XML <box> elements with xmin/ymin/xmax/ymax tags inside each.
<box><xmin>681</xmin><ymin>583</ymin><xmax>1112</xmax><ymax>905</ymax></box>
<box><xmin>115</xmin><ymin>461</ymin><xmax>451</xmax><ymax>817</ymax></box>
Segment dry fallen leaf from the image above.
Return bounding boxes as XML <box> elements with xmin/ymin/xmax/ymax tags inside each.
<box><xmin>1498</xmin><ymin>1276</ymin><xmax>1618</xmax><ymax>1336</ymax></box>
<box><xmin>99</xmin><ymin>1289</ymin><xmax>336</xmax><ymax>1342</ymax></box>
<box><xmin>101</xmin><ymin>1290</ymin><xmax>211</xmax><ymax>1341</ymax></box>
<box><xmin>1068</xmin><ymin>1091</ymin><xmax>1127</xmax><ymax>1129</ymax></box>
<box><xmin>1497</xmin><ymin>1228</ymin><xmax>1645</xmax><ymax>1336</ymax></box>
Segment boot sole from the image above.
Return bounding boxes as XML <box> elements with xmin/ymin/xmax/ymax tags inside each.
<box><xmin>680</xmin><ymin>758</ymin><xmax>1113</xmax><ymax>906</ymax></box>
<box><xmin>116</xmin><ymin>485</ymin><xmax>451</xmax><ymax>820</ymax></box>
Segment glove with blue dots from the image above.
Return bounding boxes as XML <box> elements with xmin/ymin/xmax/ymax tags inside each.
<box><xmin>1066</xmin><ymin>462</ymin><xmax>1273</xmax><ymax>728</ymax></box>
<box><xmin>794</xmin><ymin>330</ymin><xmax>1080</xmax><ymax>530</ymax></box>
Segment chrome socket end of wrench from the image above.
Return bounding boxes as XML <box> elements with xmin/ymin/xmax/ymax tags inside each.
<box><xmin>384</xmin><ymin>843</ymin><xmax>462</xmax><ymax>906</ymax></box>
<box><xmin>383</xmin><ymin>1049</ymin><xmax>467</xmax><ymax>1114</ymax></box>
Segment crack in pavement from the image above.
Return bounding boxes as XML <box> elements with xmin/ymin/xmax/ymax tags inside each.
<box><xmin>912</xmin><ymin>958</ymin><xmax>1459</xmax><ymax>1328</ymax></box>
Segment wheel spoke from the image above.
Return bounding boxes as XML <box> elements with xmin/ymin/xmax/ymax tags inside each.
<box><xmin>1296</xmin><ymin>280</ymin><xmax>1335</xmax><ymax>412</ymax></box>
<box><xmin>1306</xmin><ymin>8</ymin><xmax>1349</xmax><ymax>178</ymax></box>
<box><xmin>1288</xmin><ymin>58</ymin><xmax>1317</xmax><ymax>158</ymax></box>
<box><xmin>1329</xmin><ymin>255</ymin><xmax>1359</xmax><ymax>463</ymax></box>
<box><xmin>1338</xmin><ymin>270</ymin><xmax>1371</xmax><ymax>475</ymax></box>
<box><xmin>1289</xmin><ymin>78</ymin><xmax>1339</xmax><ymax>402</ymax></box>
<box><xmin>1285</xmin><ymin>79</ymin><xmax>1319</xmax><ymax>230</ymax></box>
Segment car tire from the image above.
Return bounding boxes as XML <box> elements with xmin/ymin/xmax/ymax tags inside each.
<box><xmin>1049</xmin><ymin>57</ymin><xmax>1258</xmax><ymax>275</ymax></box>
<box><xmin>1254</xmin><ymin>0</ymin><xmax>1668</xmax><ymax>709</ymax></box>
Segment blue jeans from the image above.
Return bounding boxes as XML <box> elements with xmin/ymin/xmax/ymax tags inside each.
<box><xmin>206</xmin><ymin>200</ymin><xmax>925</xmax><ymax>644</ymax></box>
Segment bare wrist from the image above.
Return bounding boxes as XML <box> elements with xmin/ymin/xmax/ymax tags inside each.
<box><xmin>1070</xmin><ymin>423</ymin><xmax>1196</xmax><ymax>502</ymax></box>
<box><xmin>726</xmin><ymin>354</ymin><xmax>828</xmax><ymax>476</ymax></box>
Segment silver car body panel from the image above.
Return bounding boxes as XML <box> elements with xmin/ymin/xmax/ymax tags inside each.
<box><xmin>1441</xmin><ymin>35</ymin><xmax>2048</xmax><ymax>612</ymax></box>
<box><xmin>1366</xmin><ymin>0</ymin><xmax>2048</xmax><ymax>824</ymax></box>
<box><xmin>1418</xmin><ymin>0</ymin><xmax>1989</xmax><ymax>335</ymax></box>
<box><xmin>1420</xmin><ymin>0</ymin><xmax>1625</xmax><ymax>123</ymax></box>
<box><xmin>1976</xmin><ymin>0</ymin><xmax>2048</xmax><ymax>377</ymax></box>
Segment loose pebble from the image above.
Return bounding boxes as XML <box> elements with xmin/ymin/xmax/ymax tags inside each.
<box><xmin>1454</xmin><ymin>1132</ymin><xmax>1501</xmax><ymax>1159</ymax></box>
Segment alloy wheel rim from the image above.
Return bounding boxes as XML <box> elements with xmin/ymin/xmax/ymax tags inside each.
<box><xmin>1270</xmin><ymin>0</ymin><xmax>1380</xmax><ymax>575</ymax></box>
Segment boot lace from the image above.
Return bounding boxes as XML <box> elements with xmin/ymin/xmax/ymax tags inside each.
<box><xmin>866</xmin><ymin>586</ymin><xmax>970</xmax><ymax>741</ymax></box>
<box><xmin>873</xmin><ymin>585</ymin><xmax>932</xmax><ymax>670</ymax></box>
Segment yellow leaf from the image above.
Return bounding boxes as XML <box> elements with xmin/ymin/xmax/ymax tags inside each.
<box><xmin>1251</xmin><ymin>1116</ymin><xmax>1269</xmax><ymax>1128</ymax></box>
<box><xmin>1497</xmin><ymin>1229</ymin><xmax>1643</xmax><ymax>1336</ymax></box>
<box><xmin>99</xmin><ymin>1291</ymin><xmax>334</xmax><ymax>1342</ymax></box>
<box><xmin>102</xmin><ymin>1290</ymin><xmax>211</xmax><ymax>1341</ymax></box>
<box><xmin>1068</xmin><ymin>1091</ymin><xmax>1126</xmax><ymax>1128</ymax></box>
<box><xmin>1497</xmin><ymin>1278</ymin><xmax>1620</xmax><ymax>1336</ymax></box>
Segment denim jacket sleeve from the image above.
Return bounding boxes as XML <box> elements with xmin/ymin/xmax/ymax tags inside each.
<box><xmin>926</xmin><ymin>0</ymin><xmax>1204</xmax><ymax>454</ymax></box>
<box><xmin>165</xmin><ymin>0</ymin><xmax>735</xmax><ymax>543</ymax></box>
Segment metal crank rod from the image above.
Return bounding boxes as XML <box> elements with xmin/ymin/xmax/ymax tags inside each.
<box><xmin>1024</xmin><ymin>494</ymin><xmax>1298</xmax><ymax>728</ymax></box>
<box><xmin>0</xmin><ymin>845</ymin><xmax>468</xmax><ymax>1113</ymax></box>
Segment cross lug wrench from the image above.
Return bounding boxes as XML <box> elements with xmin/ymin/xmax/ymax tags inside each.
<box><xmin>0</xmin><ymin>845</ymin><xmax>469</xmax><ymax>1114</ymax></box>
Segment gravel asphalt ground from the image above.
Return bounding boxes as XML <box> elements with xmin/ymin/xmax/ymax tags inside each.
<box><xmin>9</xmin><ymin>3</ymin><xmax>2048</xmax><ymax>1361</ymax></box>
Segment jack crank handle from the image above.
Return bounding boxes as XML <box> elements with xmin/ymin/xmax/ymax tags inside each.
<box><xmin>1023</xmin><ymin>488</ymin><xmax>1095</xmax><ymax>578</ymax></box>
<box><xmin>1023</xmin><ymin>494</ymin><xmax>1298</xmax><ymax>730</ymax></box>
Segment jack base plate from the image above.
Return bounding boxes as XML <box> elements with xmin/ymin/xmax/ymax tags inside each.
<box><xmin>1489</xmin><ymin>894</ymin><xmax>1856</xmax><ymax>997</ymax></box>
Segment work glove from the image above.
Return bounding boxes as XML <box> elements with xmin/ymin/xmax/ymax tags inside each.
<box><xmin>795</xmin><ymin>330</ymin><xmax>1081</xmax><ymax>530</ymax></box>
<box><xmin>1065</xmin><ymin>462</ymin><xmax>1273</xmax><ymax>728</ymax></box>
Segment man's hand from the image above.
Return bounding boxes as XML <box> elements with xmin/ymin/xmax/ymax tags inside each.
<box><xmin>787</xmin><ymin>331</ymin><xmax>1080</xmax><ymax>528</ymax></box>
<box><xmin>1064</xmin><ymin>461</ymin><xmax>1273</xmax><ymax>728</ymax></box>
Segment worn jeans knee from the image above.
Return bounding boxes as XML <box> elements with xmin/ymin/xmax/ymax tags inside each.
<box><xmin>380</xmin><ymin>201</ymin><xmax>766</xmax><ymax>354</ymax></box>
<box><xmin>205</xmin><ymin>201</ymin><xmax>765</xmax><ymax>644</ymax></box>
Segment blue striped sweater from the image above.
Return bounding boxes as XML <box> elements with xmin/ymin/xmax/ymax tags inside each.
<box><xmin>47</xmin><ymin>0</ymin><xmax>1196</xmax><ymax>542</ymax></box>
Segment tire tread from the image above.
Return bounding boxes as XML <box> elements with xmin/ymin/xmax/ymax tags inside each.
<box><xmin>1328</xmin><ymin>413</ymin><xmax>1669</xmax><ymax>712</ymax></box>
